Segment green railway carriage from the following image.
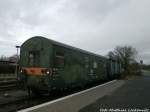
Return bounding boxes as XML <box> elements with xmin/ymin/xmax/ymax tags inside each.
<box><xmin>18</xmin><ymin>36</ymin><xmax>119</xmax><ymax>93</ymax></box>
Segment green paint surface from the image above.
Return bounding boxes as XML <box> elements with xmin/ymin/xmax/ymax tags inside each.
<box><xmin>19</xmin><ymin>36</ymin><xmax>108</xmax><ymax>91</ymax></box>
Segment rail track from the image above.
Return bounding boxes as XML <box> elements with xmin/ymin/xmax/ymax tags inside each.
<box><xmin>0</xmin><ymin>89</ymin><xmax>77</xmax><ymax>112</ymax></box>
<box><xmin>0</xmin><ymin>74</ymin><xmax>18</xmax><ymax>91</ymax></box>
<box><xmin>0</xmin><ymin>78</ymin><xmax>108</xmax><ymax>112</ymax></box>
<box><xmin>0</xmin><ymin>93</ymin><xmax>54</xmax><ymax>112</ymax></box>
<box><xmin>0</xmin><ymin>80</ymin><xmax>18</xmax><ymax>91</ymax></box>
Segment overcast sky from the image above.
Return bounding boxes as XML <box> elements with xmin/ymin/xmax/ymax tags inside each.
<box><xmin>0</xmin><ymin>0</ymin><xmax>150</xmax><ymax>64</ymax></box>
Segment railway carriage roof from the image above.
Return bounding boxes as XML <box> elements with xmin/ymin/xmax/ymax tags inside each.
<box><xmin>22</xmin><ymin>36</ymin><xmax>107</xmax><ymax>59</ymax></box>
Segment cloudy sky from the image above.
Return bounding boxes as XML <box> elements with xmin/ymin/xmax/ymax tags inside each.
<box><xmin>0</xmin><ymin>0</ymin><xmax>150</xmax><ymax>64</ymax></box>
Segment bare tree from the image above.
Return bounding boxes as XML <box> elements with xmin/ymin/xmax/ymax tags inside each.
<box><xmin>108</xmin><ymin>45</ymin><xmax>138</xmax><ymax>71</ymax></box>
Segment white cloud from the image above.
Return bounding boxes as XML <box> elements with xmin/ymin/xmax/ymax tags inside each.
<box><xmin>0</xmin><ymin>0</ymin><xmax>150</xmax><ymax>64</ymax></box>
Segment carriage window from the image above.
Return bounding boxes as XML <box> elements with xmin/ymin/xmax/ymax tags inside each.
<box><xmin>55</xmin><ymin>51</ymin><xmax>64</xmax><ymax>68</ymax></box>
<box><xmin>29</xmin><ymin>51</ymin><xmax>40</xmax><ymax>66</ymax></box>
<box><xmin>85</xmin><ymin>57</ymin><xmax>89</xmax><ymax>62</ymax></box>
<box><xmin>85</xmin><ymin>57</ymin><xmax>89</xmax><ymax>68</ymax></box>
<box><xmin>93</xmin><ymin>61</ymin><xmax>97</xmax><ymax>68</ymax></box>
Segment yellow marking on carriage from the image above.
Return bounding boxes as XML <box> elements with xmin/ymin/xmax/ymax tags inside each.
<box><xmin>25</xmin><ymin>67</ymin><xmax>45</xmax><ymax>75</ymax></box>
